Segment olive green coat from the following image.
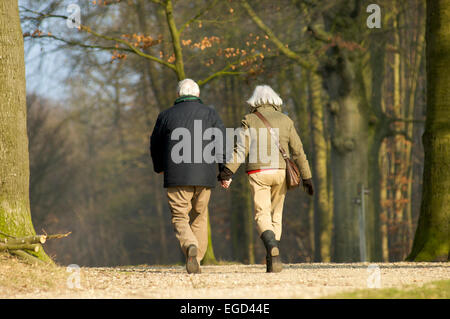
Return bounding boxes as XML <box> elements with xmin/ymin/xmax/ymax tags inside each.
<box><xmin>225</xmin><ymin>104</ymin><xmax>312</xmax><ymax>180</ymax></box>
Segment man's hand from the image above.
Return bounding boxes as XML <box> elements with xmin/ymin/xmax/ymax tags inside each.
<box><xmin>221</xmin><ymin>179</ymin><xmax>232</xmax><ymax>189</ymax></box>
<box><xmin>302</xmin><ymin>178</ymin><xmax>314</xmax><ymax>196</ymax></box>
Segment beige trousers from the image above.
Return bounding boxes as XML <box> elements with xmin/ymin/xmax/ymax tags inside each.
<box><xmin>167</xmin><ymin>186</ymin><xmax>211</xmax><ymax>262</ymax></box>
<box><xmin>248</xmin><ymin>170</ymin><xmax>287</xmax><ymax>240</ymax></box>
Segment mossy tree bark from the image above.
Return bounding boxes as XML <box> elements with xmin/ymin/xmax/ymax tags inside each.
<box><xmin>407</xmin><ymin>0</ymin><xmax>450</xmax><ymax>262</ymax></box>
<box><xmin>0</xmin><ymin>0</ymin><xmax>51</xmax><ymax>262</ymax></box>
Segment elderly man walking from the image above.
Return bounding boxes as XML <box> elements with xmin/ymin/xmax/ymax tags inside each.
<box><xmin>150</xmin><ymin>79</ymin><xmax>225</xmax><ymax>274</ymax></box>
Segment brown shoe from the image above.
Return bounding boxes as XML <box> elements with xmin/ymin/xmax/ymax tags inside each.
<box><xmin>186</xmin><ymin>245</ymin><xmax>200</xmax><ymax>274</ymax></box>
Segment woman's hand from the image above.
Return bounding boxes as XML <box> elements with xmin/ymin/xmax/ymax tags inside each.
<box><xmin>221</xmin><ymin>179</ymin><xmax>232</xmax><ymax>189</ymax></box>
<box><xmin>302</xmin><ymin>178</ymin><xmax>314</xmax><ymax>196</ymax></box>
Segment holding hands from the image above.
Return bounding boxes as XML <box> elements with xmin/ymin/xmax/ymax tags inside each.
<box><xmin>218</xmin><ymin>166</ymin><xmax>234</xmax><ymax>189</ymax></box>
<box><xmin>221</xmin><ymin>179</ymin><xmax>232</xmax><ymax>189</ymax></box>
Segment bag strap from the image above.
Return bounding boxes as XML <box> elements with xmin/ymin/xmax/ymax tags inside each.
<box><xmin>254</xmin><ymin>111</ymin><xmax>289</xmax><ymax>159</ymax></box>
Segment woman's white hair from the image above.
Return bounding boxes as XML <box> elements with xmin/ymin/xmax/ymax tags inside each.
<box><xmin>247</xmin><ymin>85</ymin><xmax>283</xmax><ymax>107</ymax></box>
<box><xmin>177</xmin><ymin>78</ymin><xmax>200</xmax><ymax>97</ymax></box>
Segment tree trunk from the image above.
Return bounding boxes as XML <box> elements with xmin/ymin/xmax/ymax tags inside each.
<box><xmin>154</xmin><ymin>181</ymin><xmax>168</xmax><ymax>263</ymax></box>
<box><xmin>289</xmin><ymin>66</ymin><xmax>315</xmax><ymax>258</ymax></box>
<box><xmin>165</xmin><ymin>0</ymin><xmax>185</xmax><ymax>80</ymax></box>
<box><xmin>380</xmin><ymin>142</ymin><xmax>390</xmax><ymax>261</ymax></box>
<box><xmin>201</xmin><ymin>208</ymin><xmax>218</xmax><ymax>264</ymax></box>
<box><xmin>366</xmin><ymin>28</ymin><xmax>387</xmax><ymax>261</ymax></box>
<box><xmin>0</xmin><ymin>1</ymin><xmax>50</xmax><ymax>262</ymax></box>
<box><xmin>308</xmin><ymin>72</ymin><xmax>332</xmax><ymax>262</ymax></box>
<box><xmin>324</xmin><ymin>50</ymin><xmax>369</xmax><ymax>262</ymax></box>
<box><xmin>407</xmin><ymin>0</ymin><xmax>450</xmax><ymax>262</ymax></box>
<box><xmin>229</xmin><ymin>152</ymin><xmax>254</xmax><ymax>263</ymax></box>
<box><xmin>402</xmin><ymin>8</ymin><xmax>425</xmax><ymax>256</ymax></box>
<box><xmin>391</xmin><ymin>13</ymin><xmax>405</xmax><ymax>260</ymax></box>
<box><xmin>245</xmin><ymin>185</ymin><xmax>255</xmax><ymax>264</ymax></box>
<box><xmin>226</xmin><ymin>76</ymin><xmax>255</xmax><ymax>264</ymax></box>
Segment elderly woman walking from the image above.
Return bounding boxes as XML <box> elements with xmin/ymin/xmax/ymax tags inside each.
<box><xmin>218</xmin><ymin>85</ymin><xmax>314</xmax><ymax>273</ymax></box>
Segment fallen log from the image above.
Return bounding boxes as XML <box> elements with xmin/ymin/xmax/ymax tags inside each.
<box><xmin>9</xmin><ymin>250</ymin><xmax>45</xmax><ymax>265</ymax></box>
<box><xmin>0</xmin><ymin>243</ymin><xmax>40</xmax><ymax>252</ymax></box>
<box><xmin>0</xmin><ymin>231</ymin><xmax>70</xmax><ymax>263</ymax></box>
<box><xmin>0</xmin><ymin>235</ymin><xmax>46</xmax><ymax>245</ymax></box>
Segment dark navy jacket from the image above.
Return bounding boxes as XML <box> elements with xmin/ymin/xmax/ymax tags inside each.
<box><xmin>150</xmin><ymin>96</ymin><xmax>225</xmax><ymax>188</ymax></box>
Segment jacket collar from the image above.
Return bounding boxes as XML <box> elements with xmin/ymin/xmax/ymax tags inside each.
<box><xmin>174</xmin><ymin>95</ymin><xmax>203</xmax><ymax>105</ymax></box>
<box><xmin>250</xmin><ymin>103</ymin><xmax>282</xmax><ymax>113</ymax></box>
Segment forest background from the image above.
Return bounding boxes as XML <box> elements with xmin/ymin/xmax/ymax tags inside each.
<box><xmin>18</xmin><ymin>0</ymin><xmax>427</xmax><ymax>266</ymax></box>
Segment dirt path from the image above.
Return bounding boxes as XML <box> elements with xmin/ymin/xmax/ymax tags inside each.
<box><xmin>3</xmin><ymin>262</ymin><xmax>449</xmax><ymax>299</ymax></box>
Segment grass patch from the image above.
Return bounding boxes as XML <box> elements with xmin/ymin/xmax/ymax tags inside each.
<box><xmin>326</xmin><ymin>279</ymin><xmax>450</xmax><ymax>299</ymax></box>
<box><xmin>0</xmin><ymin>253</ymin><xmax>67</xmax><ymax>296</ymax></box>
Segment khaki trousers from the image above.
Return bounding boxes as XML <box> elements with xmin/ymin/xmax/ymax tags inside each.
<box><xmin>167</xmin><ymin>186</ymin><xmax>211</xmax><ymax>262</ymax></box>
<box><xmin>248</xmin><ymin>170</ymin><xmax>287</xmax><ymax>241</ymax></box>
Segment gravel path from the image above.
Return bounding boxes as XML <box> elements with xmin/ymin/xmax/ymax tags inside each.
<box><xmin>6</xmin><ymin>262</ymin><xmax>449</xmax><ymax>299</ymax></box>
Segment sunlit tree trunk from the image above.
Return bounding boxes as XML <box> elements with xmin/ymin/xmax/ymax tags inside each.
<box><xmin>201</xmin><ymin>208</ymin><xmax>218</xmax><ymax>264</ymax></box>
<box><xmin>0</xmin><ymin>0</ymin><xmax>50</xmax><ymax>262</ymax></box>
<box><xmin>380</xmin><ymin>142</ymin><xmax>390</xmax><ymax>261</ymax></box>
<box><xmin>308</xmin><ymin>72</ymin><xmax>332</xmax><ymax>262</ymax></box>
<box><xmin>407</xmin><ymin>0</ymin><xmax>450</xmax><ymax>261</ymax></box>
<box><xmin>392</xmin><ymin>13</ymin><xmax>405</xmax><ymax>260</ymax></box>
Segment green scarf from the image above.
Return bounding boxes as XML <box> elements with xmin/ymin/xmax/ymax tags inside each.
<box><xmin>174</xmin><ymin>95</ymin><xmax>203</xmax><ymax>105</ymax></box>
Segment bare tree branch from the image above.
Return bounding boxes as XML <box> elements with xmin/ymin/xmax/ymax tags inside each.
<box><xmin>391</xmin><ymin>117</ymin><xmax>426</xmax><ymax>124</ymax></box>
<box><xmin>388</xmin><ymin>130</ymin><xmax>413</xmax><ymax>142</ymax></box>
<box><xmin>149</xmin><ymin>0</ymin><xmax>165</xmax><ymax>6</ymax></box>
<box><xmin>179</xmin><ymin>0</ymin><xmax>219</xmax><ymax>34</ymax></box>
<box><xmin>240</xmin><ymin>0</ymin><xmax>315</xmax><ymax>70</ymax></box>
<box><xmin>198</xmin><ymin>53</ymin><xmax>261</xmax><ymax>86</ymax></box>
<box><xmin>21</xmin><ymin>7</ymin><xmax>177</xmax><ymax>72</ymax></box>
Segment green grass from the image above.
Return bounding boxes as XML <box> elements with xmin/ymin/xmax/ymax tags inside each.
<box><xmin>326</xmin><ymin>279</ymin><xmax>450</xmax><ymax>299</ymax></box>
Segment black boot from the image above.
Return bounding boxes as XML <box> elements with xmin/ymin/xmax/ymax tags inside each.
<box><xmin>186</xmin><ymin>245</ymin><xmax>200</xmax><ymax>274</ymax></box>
<box><xmin>260</xmin><ymin>230</ymin><xmax>282</xmax><ymax>273</ymax></box>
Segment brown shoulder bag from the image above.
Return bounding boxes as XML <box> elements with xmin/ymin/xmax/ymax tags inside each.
<box><xmin>254</xmin><ymin>111</ymin><xmax>301</xmax><ymax>190</ymax></box>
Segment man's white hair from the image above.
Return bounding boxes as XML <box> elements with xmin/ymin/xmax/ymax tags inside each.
<box><xmin>247</xmin><ymin>85</ymin><xmax>283</xmax><ymax>107</ymax></box>
<box><xmin>177</xmin><ymin>78</ymin><xmax>200</xmax><ymax>97</ymax></box>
